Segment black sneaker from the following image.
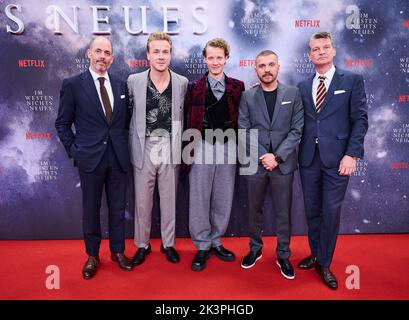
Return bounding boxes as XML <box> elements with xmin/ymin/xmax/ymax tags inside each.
<box><xmin>276</xmin><ymin>258</ymin><xmax>295</xmax><ymax>280</ymax></box>
<box><xmin>241</xmin><ymin>250</ymin><xmax>262</xmax><ymax>269</ymax></box>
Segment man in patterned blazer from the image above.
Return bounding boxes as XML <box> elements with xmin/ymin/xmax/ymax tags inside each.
<box><xmin>184</xmin><ymin>38</ymin><xmax>245</xmax><ymax>271</ymax></box>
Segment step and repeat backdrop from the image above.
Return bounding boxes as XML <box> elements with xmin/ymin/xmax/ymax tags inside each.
<box><xmin>0</xmin><ymin>0</ymin><xmax>408</xmax><ymax>239</ymax></box>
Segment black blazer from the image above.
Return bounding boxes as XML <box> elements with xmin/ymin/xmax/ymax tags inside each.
<box><xmin>55</xmin><ymin>70</ymin><xmax>131</xmax><ymax>172</ymax></box>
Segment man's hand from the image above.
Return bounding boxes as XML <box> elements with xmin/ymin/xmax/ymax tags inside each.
<box><xmin>259</xmin><ymin>153</ymin><xmax>278</xmax><ymax>171</ymax></box>
<box><xmin>338</xmin><ymin>155</ymin><xmax>357</xmax><ymax>176</ymax></box>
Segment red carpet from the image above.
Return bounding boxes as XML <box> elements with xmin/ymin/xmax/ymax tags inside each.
<box><xmin>0</xmin><ymin>234</ymin><xmax>408</xmax><ymax>300</ymax></box>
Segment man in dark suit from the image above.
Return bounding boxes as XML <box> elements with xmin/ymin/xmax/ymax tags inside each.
<box><xmin>238</xmin><ymin>50</ymin><xmax>304</xmax><ymax>280</ymax></box>
<box><xmin>184</xmin><ymin>38</ymin><xmax>245</xmax><ymax>271</ymax></box>
<box><xmin>55</xmin><ymin>36</ymin><xmax>133</xmax><ymax>279</ymax></box>
<box><xmin>297</xmin><ymin>32</ymin><xmax>368</xmax><ymax>289</ymax></box>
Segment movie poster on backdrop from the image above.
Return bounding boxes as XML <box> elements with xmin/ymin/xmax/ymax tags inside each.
<box><xmin>0</xmin><ymin>0</ymin><xmax>408</xmax><ymax>239</ymax></box>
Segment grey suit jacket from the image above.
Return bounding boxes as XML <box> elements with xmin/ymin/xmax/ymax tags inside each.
<box><xmin>127</xmin><ymin>69</ymin><xmax>188</xmax><ymax>169</ymax></box>
<box><xmin>238</xmin><ymin>82</ymin><xmax>304</xmax><ymax>175</ymax></box>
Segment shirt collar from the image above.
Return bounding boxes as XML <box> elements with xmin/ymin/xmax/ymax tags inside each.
<box><xmin>315</xmin><ymin>64</ymin><xmax>335</xmax><ymax>81</ymax></box>
<box><xmin>208</xmin><ymin>73</ymin><xmax>225</xmax><ymax>88</ymax></box>
<box><xmin>89</xmin><ymin>67</ymin><xmax>110</xmax><ymax>83</ymax></box>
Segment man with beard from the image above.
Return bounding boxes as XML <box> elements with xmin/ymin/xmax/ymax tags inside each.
<box><xmin>238</xmin><ymin>50</ymin><xmax>303</xmax><ymax>279</ymax></box>
<box><xmin>55</xmin><ymin>36</ymin><xmax>133</xmax><ymax>279</ymax></box>
<box><xmin>128</xmin><ymin>32</ymin><xmax>188</xmax><ymax>266</ymax></box>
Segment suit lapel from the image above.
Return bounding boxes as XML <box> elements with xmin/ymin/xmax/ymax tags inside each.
<box><xmin>110</xmin><ymin>73</ymin><xmax>121</xmax><ymax>124</ymax></box>
<box><xmin>135</xmin><ymin>70</ymin><xmax>148</xmax><ymax>137</ymax></box>
<box><xmin>255</xmin><ymin>86</ymin><xmax>270</xmax><ymax>125</ymax></box>
<box><xmin>80</xmin><ymin>71</ymin><xmax>107</xmax><ymax>123</ymax></box>
<box><xmin>170</xmin><ymin>70</ymin><xmax>180</xmax><ymax>121</ymax></box>
<box><xmin>318</xmin><ymin>69</ymin><xmax>344</xmax><ymax>118</ymax></box>
<box><xmin>271</xmin><ymin>83</ymin><xmax>285</xmax><ymax>127</ymax></box>
<box><xmin>306</xmin><ymin>74</ymin><xmax>316</xmax><ymax>116</ymax></box>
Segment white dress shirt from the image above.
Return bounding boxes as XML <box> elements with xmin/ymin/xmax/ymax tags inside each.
<box><xmin>312</xmin><ymin>64</ymin><xmax>336</xmax><ymax>105</ymax></box>
<box><xmin>89</xmin><ymin>67</ymin><xmax>114</xmax><ymax>113</ymax></box>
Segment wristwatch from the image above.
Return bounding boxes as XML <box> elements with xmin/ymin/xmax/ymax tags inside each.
<box><xmin>275</xmin><ymin>155</ymin><xmax>284</xmax><ymax>164</ymax></box>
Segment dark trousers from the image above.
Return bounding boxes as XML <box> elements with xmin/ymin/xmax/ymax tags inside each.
<box><xmin>246</xmin><ymin>166</ymin><xmax>294</xmax><ymax>259</ymax></box>
<box><xmin>78</xmin><ymin>142</ymin><xmax>127</xmax><ymax>256</ymax></box>
<box><xmin>299</xmin><ymin>145</ymin><xmax>349</xmax><ymax>268</ymax></box>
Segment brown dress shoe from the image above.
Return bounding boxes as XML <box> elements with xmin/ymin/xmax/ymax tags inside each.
<box><xmin>315</xmin><ymin>264</ymin><xmax>338</xmax><ymax>290</ymax></box>
<box><xmin>82</xmin><ymin>256</ymin><xmax>100</xmax><ymax>280</ymax></box>
<box><xmin>111</xmin><ymin>252</ymin><xmax>133</xmax><ymax>271</ymax></box>
<box><xmin>297</xmin><ymin>255</ymin><xmax>317</xmax><ymax>269</ymax></box>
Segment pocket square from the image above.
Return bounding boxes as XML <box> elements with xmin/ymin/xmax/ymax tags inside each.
<box><xmin>120</xmin><ymin>94</ymin><xmax>126</xmax><ymax>99</ymax></box>
<box><xmin>334</xmin><ymin>90</ymin><xmax>346</xmax><ymax>95</ymax></box>
<box><xmin>281</xmin><ymin>101</ymin><xmax>292</xmax><ymax>105</ymax></box>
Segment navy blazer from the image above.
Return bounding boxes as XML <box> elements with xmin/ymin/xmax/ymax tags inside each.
<box><xmin>55</xmin><ymin>70</ymin><xmax>131</xmax><ymax>173</ymax></box>
<box><xmin>297</xmin><ymin>68</ymin><xmax>368</xmax><ymax>168</ymax></box>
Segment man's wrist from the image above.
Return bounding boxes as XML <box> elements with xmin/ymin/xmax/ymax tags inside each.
<box><xmin>275</xmin><ymin>155</ymin><xmax>284</xmax><ymax>164</ymax></box>
<box><xmin>346</xmin><ymin>155</ymin><xmax>359</xmax><ymax>161</ymax></box>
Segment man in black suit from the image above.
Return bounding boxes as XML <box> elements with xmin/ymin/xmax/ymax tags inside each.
<box><xmin>55</xmin><ymin>36</ymin><xmax>133</xmax><ymax>279</ymax></box>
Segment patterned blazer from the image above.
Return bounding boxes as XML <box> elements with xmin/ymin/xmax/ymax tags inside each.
<box><xmin>184</xmin><ymin>73</ymin><xmax>245</xmax><ymax>132</ymax></box>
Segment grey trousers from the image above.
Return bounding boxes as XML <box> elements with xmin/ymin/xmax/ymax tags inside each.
<box><xmin>133</xmin><ymin>137</ymin><xmax>178</xmax><ymax>248</ymax></box>
<box><xmin>189</xmin><ymin>140</ymin><xmax>236</xmax><ymax>250</ymax></box>
<box><xmin>246</xmin><ymin>165</ymin><xmax>294</xmax><ymax>259</ymax></box>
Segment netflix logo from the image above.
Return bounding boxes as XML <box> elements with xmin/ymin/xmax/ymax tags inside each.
<box><xmin>18</xmin><ymin>59</ymin><xmax>45</xmax><ymax>68</ymax></box>
<box><xmin>391</xmin><ymin>162</ymin><xmax>409</xmax><ymax>170</ymax></box>
<box><xmin>26</xmin><ymin>132</ymin><xmax>51</xmax><ymax>140</ymax></box>
<box><xmin>239</xmin><ymin>60</ymin><xmax>256</xmax><ymax>67</ymax></box>
<box><xmin>294</xmin><ymin>20</ymin><xmax>320</xmax><ymax>28</ymax></box>
<box><xmin>398</xmin><ymin>95</ymin><xmax>409</xmax><ymax>103</ymax></box>
<box><xmin>128</xmin><ymin>59</ymin><xmax>150</xmax><ymax>69</ymax></box>
<box><xmin>344</xmin><ymin>58</ymin><xmax>372</xmax><ymax>68</ymax></box>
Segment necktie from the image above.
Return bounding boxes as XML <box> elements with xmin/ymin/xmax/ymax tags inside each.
<box><xmin>98</xmin><ymin>77</ymin><xmax>112</xmax><ymax>123</ymax></box>
<box><xmin>316</xmin><ymin>75</ymin><xmax>326</xmax><ymax>113</ymax></box>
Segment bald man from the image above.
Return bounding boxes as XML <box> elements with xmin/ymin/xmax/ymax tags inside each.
<box><xmin>56</xmin><ymin>36</ymin><xmax>133</xmax><ymax>279</ymax></box>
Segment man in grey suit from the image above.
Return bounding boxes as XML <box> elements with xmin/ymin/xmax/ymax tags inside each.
<box><xmin>128</xmin><ymin>32</ymin><xmax>188</xmax><ymax>266</ymax></box>
<box><xmin>238</xmin><ymin>50</ymin><xmax>304</xmax><ymax>279</ymax></box>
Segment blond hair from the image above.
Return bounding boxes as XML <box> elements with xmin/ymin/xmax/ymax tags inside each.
<box><xmin>147</xmin><ymin>32</ymin><xmax>172</xmax><ymax>52</ymax></box>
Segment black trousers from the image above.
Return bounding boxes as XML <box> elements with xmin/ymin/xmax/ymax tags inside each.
<box><xmin>77</xmin><ymin>142</ymin><xmax>127</xmax><ymax>256</ymax></box>
<box><xmin>246</xmin><ymin>165</ymin><xmax>294</xmax><ymax>259</ymax></box>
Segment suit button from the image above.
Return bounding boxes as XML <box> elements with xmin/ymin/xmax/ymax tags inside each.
<box><xmin>103</xmin><ymin>141</ymin><xmax>107</xmax><ymax>145</ymax></box>
<box><xmin>317</xmin><ymin>120</ymin><xmax>320</xmax><ymax>124</ymax></box>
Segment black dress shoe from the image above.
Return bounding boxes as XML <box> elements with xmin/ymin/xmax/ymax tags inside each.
<box><xmin>210</xmin><ymin>245</ymin><xmax>235</xmax><ymax>262</ymax></box>
<box><xmin>82</xmin><ymin>256</ymin><xmax>100</xmax><ymax>280</ymax></box>
<box><xmin>241</xmin><ymin>250</ymin><xmax>262</xmax><ymax>269</ymax></box>
<box><xmin>297</xmin><ymin>255</ymin><xmax>317</xmax><ymax>269</ymax></box>
<box><xmin>276</xmin><ymin>258</ymin><xmax>295</xmax><ymax>280</ymax></box>
<box><xmin>111</xmin><ymin>252</ymin><xmax>133</xmax><ymax>271</ymax></box>
<box><xmin>161</xmin><ymin>244</ymin><xmax>180</xmax><ymax>263</ymax></box>
<box><xmin>315</xmin><ymin>264</ymin><xmax>338</xmax><ymax>290</ymax></box>
<box><xmin>132</xmin><ymin>244</ymin><xmax>151</xmax><ymax>266</ymax></box>
<box><xmin>191</xmin><ymin>250</ymin><xmax>210</xmax><ymax>271</ymax></box>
